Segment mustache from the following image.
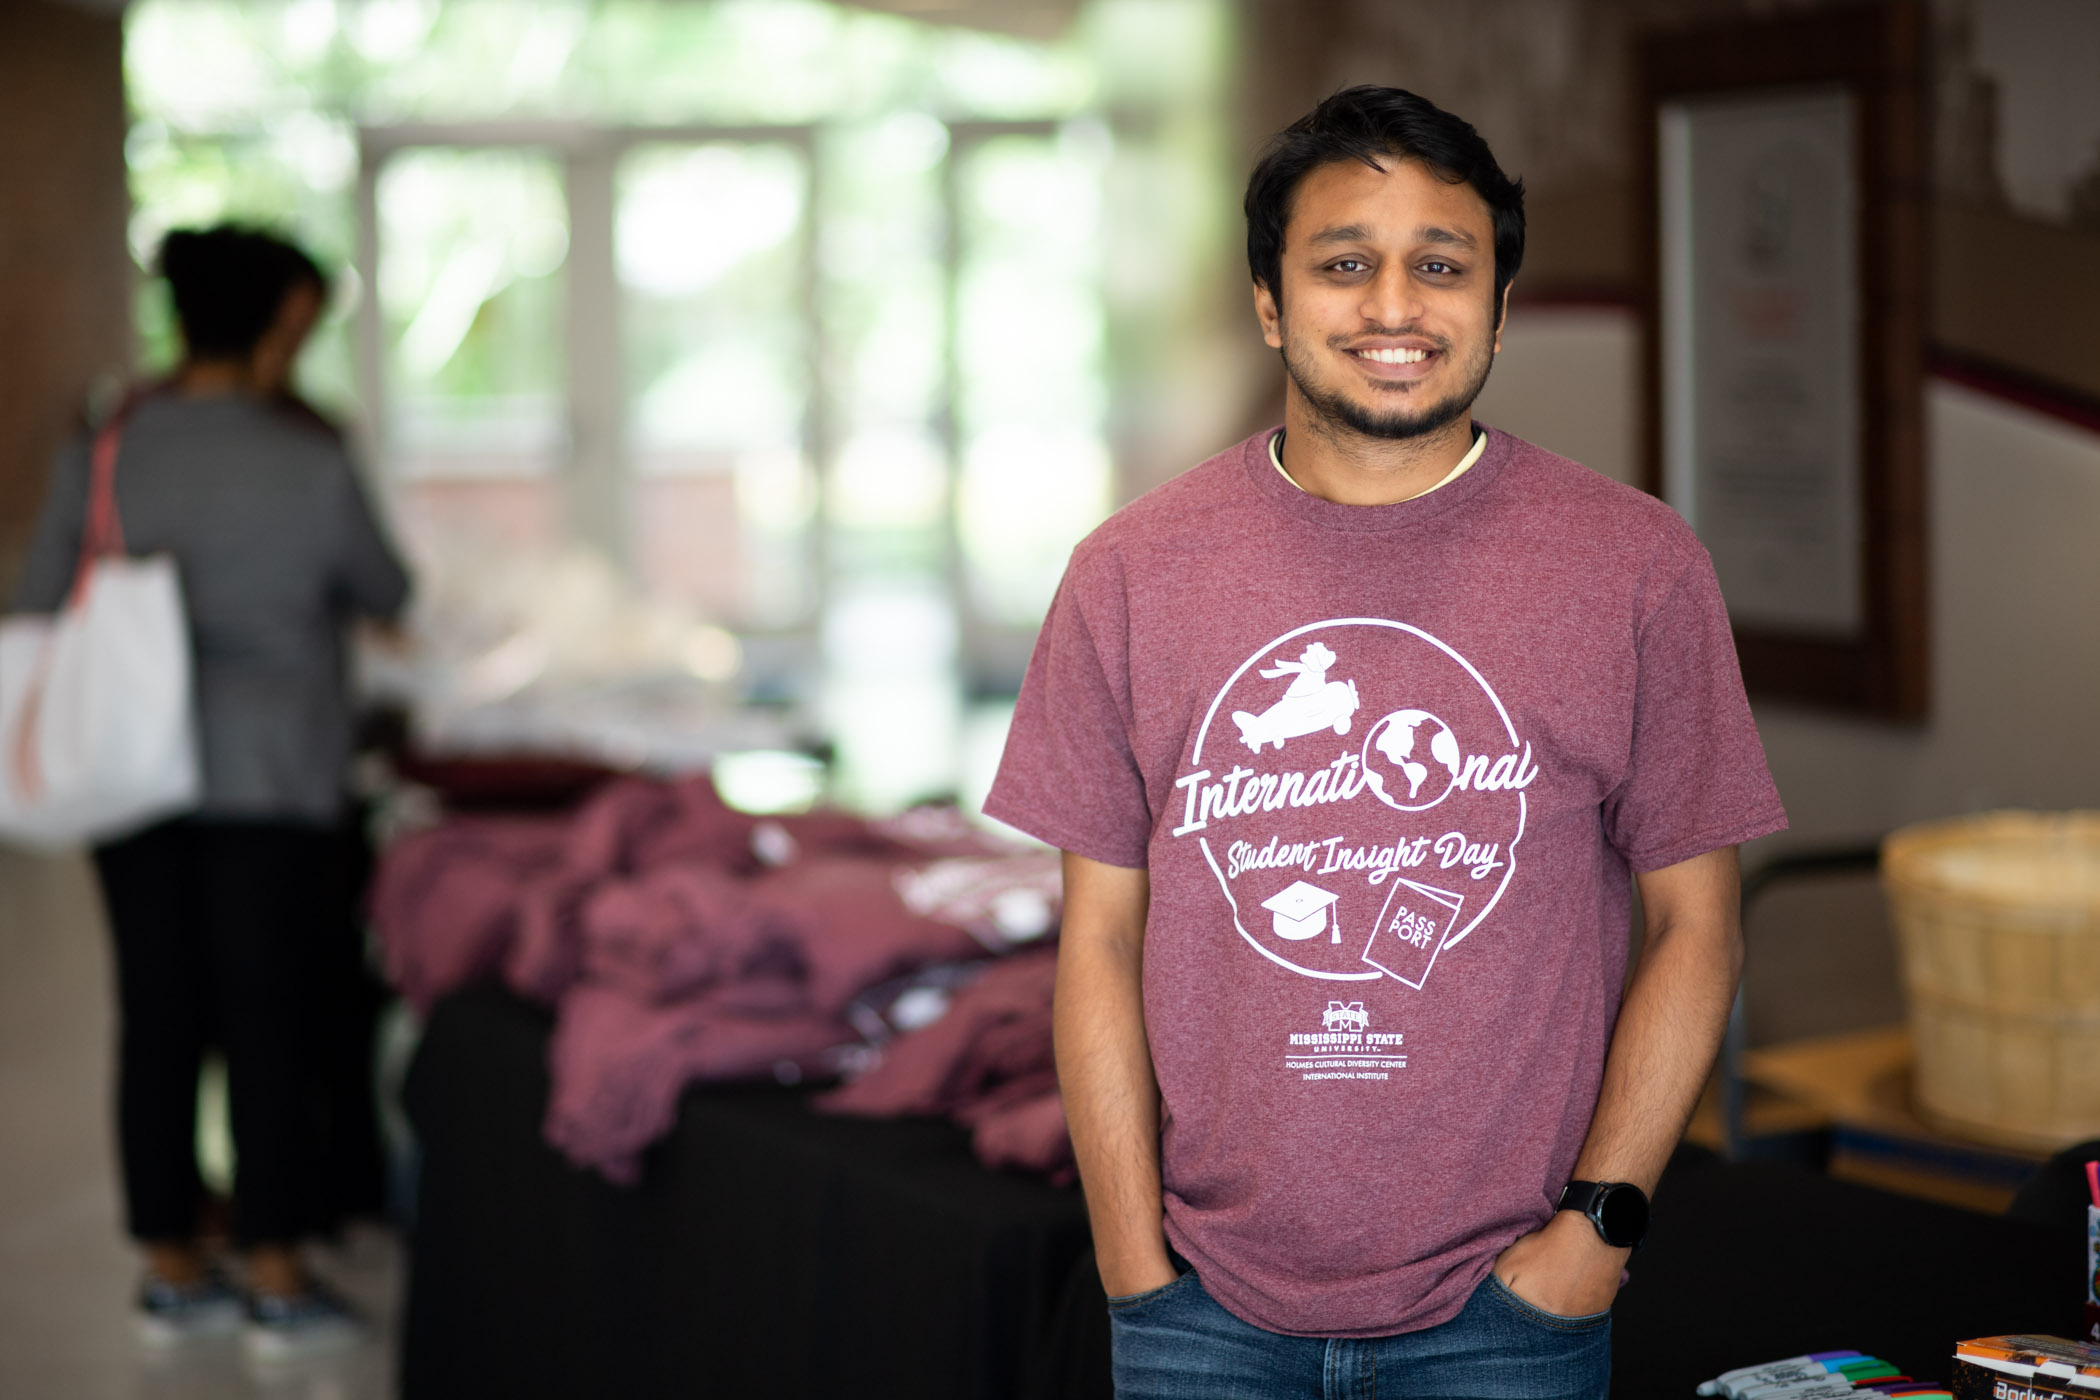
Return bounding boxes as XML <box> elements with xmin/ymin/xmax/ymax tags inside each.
<box><xmin>1325</xmin><ymin>326</ymin><xmax>1452</xmax><ymax>353</ymax></box>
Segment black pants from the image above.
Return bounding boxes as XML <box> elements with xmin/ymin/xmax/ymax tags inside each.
<box><xmin>92</xmin><ymin>818</ymin><xmax>384</xmax><ymax>1247</ymax></box>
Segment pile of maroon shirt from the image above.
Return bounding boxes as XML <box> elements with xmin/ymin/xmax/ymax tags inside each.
<box><xmin>372</xmin><ymin>774</ymin><xmax>1068</xmax><ymax>1183</ymax></box>
<box><xmin>818</xmin><ymin>947</ymin><xmax>1070</xmax><ymax>1183</ymax></box>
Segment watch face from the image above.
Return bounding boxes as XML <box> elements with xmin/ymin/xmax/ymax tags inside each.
<box><xmin>1595</xmin><ymin>1184</ymin><xmax>1650</xmax><ymax>1247</ymax></box>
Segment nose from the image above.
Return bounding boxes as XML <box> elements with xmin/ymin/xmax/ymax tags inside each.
<box><xmin>1359</xmin><ymin>262</ymin><xmax>1422</xmax><ymax>330</ymax></box>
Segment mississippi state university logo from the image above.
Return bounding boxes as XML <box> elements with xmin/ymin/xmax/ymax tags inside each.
<box><xmin>1173</xmin><ymin>618</ymin><xmax>1533</xmax><ymax>990</ymax></box>
<box><xmin>1284</xmin><ymin>999</ymin><xmax>1407</xmax><ymax>1080</ymax></box>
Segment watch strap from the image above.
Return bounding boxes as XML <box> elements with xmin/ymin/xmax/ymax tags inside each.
<box><xmin>1556</xmin><ymin>1179</ymin><xmax>1648</xmax><ymax>1250</ymax></box>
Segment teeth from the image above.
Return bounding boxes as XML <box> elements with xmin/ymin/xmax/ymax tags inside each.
<box><xmin>1358</xmin><ymin>347</ymin><xmax>1427</xmax><ymax>364</ymax></box>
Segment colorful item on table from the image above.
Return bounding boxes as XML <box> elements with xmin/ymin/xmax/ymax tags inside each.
<box><xmin>2086</xmin><ymin>1166</ymin><xmax>2100</xmax><ymax>1344</ymax></box>
<box><xmin>1736</xmin><ymin>1375</ymin><xmax>1913</xmax><ymax>1400</ymax></box>
<box><xmin>1735</xmin><ymin>1376</ymin><xmax>1896</xmax><ymax>1399</ymax></box>
<box><xmin>1730</xmin><ymin>1380</ymin><xmax>1915</xmax><ymax>1400</ymax></box>
<box><xmin>1718</xmin><ymin>1357</ymin><xmax>1897</xmax><ymax>1398</ymax></box>
<box><xmin>1743</xmin><ymin>1359</ymin><xmax>1901</xmax><ymax>1389</ymax></box>
<box><xmin>1702</xmin><ymin>1354</ymin><xmax>1869</xmax><ymax>1395</ymax></box>
<box><xmin>1950</xmin><ymin>1336</ymin><xmax>2100</xmax><ymax>1400</ymax></box>
<box><xmin>1697</xmin><ymin>1355</ymin><xmax>1949</xmax><ymax>1400</ymax></box>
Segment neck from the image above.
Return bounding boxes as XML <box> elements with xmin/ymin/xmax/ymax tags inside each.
<box><xmin>1276</xmin><ymin>387</ymin><xmax>1476</xmax><ymax>506</ymax></box>
<box><xmin>175</xmin><ymin>358</ymin><xmax>261</xmax><ymax>398</ymax></box>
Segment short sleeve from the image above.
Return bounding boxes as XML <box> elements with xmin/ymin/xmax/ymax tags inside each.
<box><xmin>1603</xmin><ymin>548</ymin><xmax>1788</xmax><ymax>872</ymax></box>
<box><xmin>982</xmin><ymin>550</ymin><xmax>1154</xmax><ymax>869</ymax></box>
<box><xmin>10</xmin><ymin>438</ymin><xmax>90</xmax><ymax>613</ymax></box>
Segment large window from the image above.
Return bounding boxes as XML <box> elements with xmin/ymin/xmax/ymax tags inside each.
<box><xmin>376</xmin><ymin>147</ymin><xmax>569</xmax><ymax>548</ymax></box>
<box><xmin>124</xmin><ymin>0</ymin><xmax>1231</xmax><ymax>812</ymax></box>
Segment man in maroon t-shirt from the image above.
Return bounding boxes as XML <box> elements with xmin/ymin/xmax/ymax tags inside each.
<box><xmin>985</xmin><ymin>87</ymin><xmax>1786</xmax><ymax>1399</ymax></box>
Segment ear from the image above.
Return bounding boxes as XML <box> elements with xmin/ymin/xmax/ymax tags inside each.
<box><xmin>1254</xmin><ymin>280</ymin><xmax>1283</xmax><ymax>350</ymax></box>
<box><xmin>1492</xmin><ymin>280</ymin><xmax>1513</xmax><ymax>356</ymax></box>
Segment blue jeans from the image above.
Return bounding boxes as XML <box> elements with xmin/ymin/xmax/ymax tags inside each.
<box><xmin>1107</xmin><ymin>1268</ymin><xmax>1610</xmax><ymax>1400</ymax></box>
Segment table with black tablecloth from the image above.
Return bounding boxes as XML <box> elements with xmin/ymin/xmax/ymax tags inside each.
<box><xmin>400</xmin><ymin>984</ymin><xmax>2083</xmax><ymax>1398</ymax></box>
<box><xmin>401</xmin><ymin>984</ymin><xmax>1101</xmax><ymax>1399</ymax></box>
<box><xmin>1614</xmin><ymin>1149</ymin><xmax>2082</xmax><ymax>1394</ymax></box>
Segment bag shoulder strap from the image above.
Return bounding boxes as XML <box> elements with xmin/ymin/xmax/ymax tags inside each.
<box><xmin>18</xmin><ymin>386</ymin><xmax>158</xmax><ymax>799</ymax></box>
<box><xmin>69</xmin><ymin>388</ymin><xmax>151</xmax><ymax>604</ymax></box>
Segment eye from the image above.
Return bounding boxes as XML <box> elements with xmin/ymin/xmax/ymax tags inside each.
<box><xmin>1327</xmin><ymin>258</ymin><xmax>1371</xmax><ymax>275</ymax></box>
<box><xmin>1420</xmin><ymin>260</ymin><xmax>1460</xmax><ymax>276</ymax></box>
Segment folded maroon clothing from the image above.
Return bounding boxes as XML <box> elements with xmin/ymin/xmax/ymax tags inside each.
<box><xmin>577</xmin><ymin>865</ymin><xmax>758</xmax><ymax>1006</ymax></box>
<box><xmin>871</xmin><ymin>805</ymin><xmax>1027</xmax><ymax>860</ymax></box>
<box><xmin>951</xmin><ymin>1069</ymin><xmax>1061</xmax><ymax>1129</ymax></box>
<box><xmin>566</xmin><ymin>775</ymin><xmax>759</xmax><ymax>877</ymax></box>
<box><xmin>372</xmin><ymin>774</ymin><xmax>1075</xmax><ymax>1183</ymax></box>
<box><xmin>951</xmin><ymin>1011</ymin><xmax>1058</xmax><ymax>1095</ymax></box>
<box><xmin>816</xmin><ymin>946</ymin><xmax>1058</xmax><ymax>1118</ymax></box>
<box><xmin>565</xmin><ymin>857</ymin><xmax>999</xmax><ymax>1015</ymax></box>
<box><xmin>562</xmin><ymin>779</ymin><xmax>989</xmax><ymax>878</ymax></box>
<box><xmin>543</xmin><ymin>983</ymin><xmax>852</xmax><ymax>1184</ymax></box>
<box><xmin>818</xmin><ymin>945</ymin><xmax>1072</xmax><ymax>1180</ymax></box>
<box><xmin>969</xmin><ymin>1089</ymin><xmax>1074</xmax><ymax>1183</ymax></box>
<box><xmin>747</xmin><ymin>858</ymin><xmax>997</xmax><ymax>1017</ymax></box>
<box><xmin>889</xmin><ymin>852</ymin><xmax>1063</xmax><ymax>951</ymax></box>
<box><xmin>502</xmin><ymin>869</ymin><xmax>595</xmax><ymax>1005</ymax></box>
<box><xmin>373</xmin><ymin>815</ymin><xmax>568</xmax><ymax>1012</ymax></box>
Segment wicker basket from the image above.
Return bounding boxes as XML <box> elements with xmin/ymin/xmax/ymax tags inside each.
<box><xmin>1882</xmin><ymin>811</ymin><xmax>2100</xmax><ymax>1152</ymax></box>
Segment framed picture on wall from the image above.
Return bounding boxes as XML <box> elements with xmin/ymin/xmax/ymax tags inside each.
<box><xmin>1636</xmin><ymin>1</ymin><xmax>1928</xmax><ymax>718</ymax></box>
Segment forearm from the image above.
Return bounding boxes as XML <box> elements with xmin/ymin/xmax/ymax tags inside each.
<box><xmin>1574</xmin><ymin>873</ymin><xmax>1743</xmax><ymax>1192</ymax></box>
<box><xmin>1054</xmin><ymin>855</ymin><xmax>1174</xmax><ymax>1297</ymax></box>
<box><xmin>1495</xmin><ymin>846</ymin><xmax>1741</xmax><ymax>1313</ymax></box>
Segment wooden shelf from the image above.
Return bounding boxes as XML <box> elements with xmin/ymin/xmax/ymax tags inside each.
<box><xmin>1686</xmin><ymin>1026</ymin><xmax>2047</xmax><ymax>1214</ymax></box>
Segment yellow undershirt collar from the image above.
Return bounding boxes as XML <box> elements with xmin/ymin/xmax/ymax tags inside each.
<box><xmin>1270</xmin><ymin>425</ymin><xmax>1486</xmax><ymax>501</ymax></box>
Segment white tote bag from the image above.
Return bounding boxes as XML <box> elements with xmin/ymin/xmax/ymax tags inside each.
<box><xmin>0</xmin><ymin>408</ymin><xmax>200</xmax><ymax>849</ymax></box>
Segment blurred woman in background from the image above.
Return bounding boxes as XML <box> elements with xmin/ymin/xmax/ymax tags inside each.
<box><xmin>12</xmin><ymin>225</ymin><xmax>410</xmax><ymax>1361</ymax></box>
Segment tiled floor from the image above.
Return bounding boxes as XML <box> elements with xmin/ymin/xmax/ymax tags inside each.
<box><xmin>0</xmin><ymin>846</ymin><xmax>402</xmax><ymax>1400</ymax></box>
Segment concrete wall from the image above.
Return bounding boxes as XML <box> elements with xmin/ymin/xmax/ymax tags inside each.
<box><xmin>0</xmin><ymin>0</ymin><xmax>133</xmax><ymax>596</ymax></box>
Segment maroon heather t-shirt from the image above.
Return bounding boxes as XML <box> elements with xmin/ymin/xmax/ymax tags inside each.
<box><xmin>985</xmin><ymin>425</ymin><xmax>1786</xmax><ymax>1339</ymax></box>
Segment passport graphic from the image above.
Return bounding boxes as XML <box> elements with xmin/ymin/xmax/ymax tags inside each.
<box><xmin>1360</xmin><ymin>878</ymin><xmax>1466</xmax><ymax>990</ymax></box>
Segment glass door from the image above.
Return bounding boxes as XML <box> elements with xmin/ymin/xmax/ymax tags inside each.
<box><xmin>370</xmin><ymin>145</ymin><xmax>570</xmax><ymax>560</ymax></box>
<box><xmin>354</xmin><ymin>119</ymin><xmax>1115</xmax><ymax>813</ymax></box>
<box><xmin>617</xmin><ymin>138</ymin><xmax>818</xmax><ymax>637</ymax></box>
<box><xmin>952</xmin><ymin>127</ymin><xmax>1112</xmax><ymax>672</ymax></box>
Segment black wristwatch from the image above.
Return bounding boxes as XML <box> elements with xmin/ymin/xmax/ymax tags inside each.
<box><xmin>1557</xmin><ymin>1180</ymin><xmax>1649</xmax><ymax>1251</ymax></box>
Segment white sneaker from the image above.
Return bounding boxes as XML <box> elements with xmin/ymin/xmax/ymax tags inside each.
<box><xmin>135</xmin><ymin>1269</ymin><xmax>244</xmax><ymax>1349</ymax></box>
<box><xmin>242</xmin><ymin>1281</ymin><xmax>367</xmax><ymax>1363</ymax></box>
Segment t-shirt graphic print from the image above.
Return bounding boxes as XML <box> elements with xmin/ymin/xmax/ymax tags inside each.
<box><xmin>1177</xmin><ymin>619</ymin><xmax>1533</xmax><ymax>1008</ymax></box>
<box><xmin>987</xmin><ymin>426</ymin><xmax>1787</xmax><ymax>1340</ymax></box>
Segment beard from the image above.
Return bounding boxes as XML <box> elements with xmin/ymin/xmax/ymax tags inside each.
<box><xmin>1279</xmin><ymin>319</ymin><xmax>1495</xmax><ymax>442</ymax></box>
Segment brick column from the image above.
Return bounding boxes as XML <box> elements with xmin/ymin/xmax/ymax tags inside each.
<box><xmin>0</xmin><ymin>0</ymin><xmax>132</xmax><ymax>595</ymax></box>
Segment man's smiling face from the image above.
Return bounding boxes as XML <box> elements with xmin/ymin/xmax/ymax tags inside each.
<box><xmin>1256</xmin><ymin>155</ymin><xmax>1506</xmax><ymax>442</ymax></box>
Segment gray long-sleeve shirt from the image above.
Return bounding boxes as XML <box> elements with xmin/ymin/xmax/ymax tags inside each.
<box><xmin>13</xmin><ymin>394</ymin><xmax>411</xmax><ymax>825</ymax></box>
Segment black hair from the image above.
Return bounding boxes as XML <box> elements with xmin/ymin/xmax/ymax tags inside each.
<box><xmin>1244</xmin><ymin>86</ymin><xmax>1526</xmax><ymax>313</ymax></box>
<box><xmin>157</xmin><ymin>224</ymin><xmax>327</xmax><ymax>360</ymax></box>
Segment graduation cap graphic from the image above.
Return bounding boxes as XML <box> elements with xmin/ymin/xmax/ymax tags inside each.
<box><xmin>1261</xmin><ymin>880</ymin><xmax>1341</xmax><ymax>943</ymax></box>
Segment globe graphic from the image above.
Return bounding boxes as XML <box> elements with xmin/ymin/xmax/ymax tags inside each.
<box><xmin>1363</xmin><ymin>709</ymin><xmax>1462</xmax><ymax>809</ymax></box>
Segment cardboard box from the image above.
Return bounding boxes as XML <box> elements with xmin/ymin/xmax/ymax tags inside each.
<box><xmin>1952</xmin><ymin>1336</ymin><xmax>2100</xmax><ymax>1400</ymax></box>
